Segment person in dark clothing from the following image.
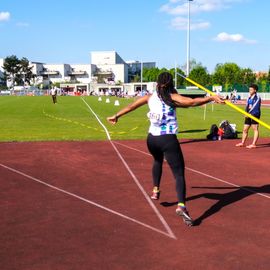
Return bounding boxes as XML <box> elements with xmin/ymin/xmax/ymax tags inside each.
<box><xmin>236</xmin><ymin>84</ymin><xmax>261</xmax><ymax>149</ymax></box>
<box><xmin>51</xmin><ymin>86</ymin><xmax>57</xmax><ymax>104</ymax></box>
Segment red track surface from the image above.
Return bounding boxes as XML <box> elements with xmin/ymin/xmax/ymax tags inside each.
<box><xmin>1</xmin><ymin>139</ymin><xmax>270</xmax><ymax>270</ymax></box>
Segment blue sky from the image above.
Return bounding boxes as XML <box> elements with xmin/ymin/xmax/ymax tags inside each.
<box><xmin>0</xmin><ymin>0</ymin><xmax>269</xmax><ymax>73</ymax></box>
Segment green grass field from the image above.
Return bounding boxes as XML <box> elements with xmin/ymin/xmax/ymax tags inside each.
<box><xmin>0</xmin><ymin>95</ymin><xmax>269</xmax><ymax>142</ymax></box>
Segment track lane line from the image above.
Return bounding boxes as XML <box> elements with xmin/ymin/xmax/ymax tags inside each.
<box><xmin>0</xmin><ymin>163</ymin><xmax>175</xmax><ymax>239</ymax></box>
<box><xmin>81</xmin><ymin>97</ymin><xmax>176</xmax><ymax>239</ymax></box>
<box><xmin>113</xmin><ymin>141</ymin><xmax>270</xmax><ymax>200</ymax></box>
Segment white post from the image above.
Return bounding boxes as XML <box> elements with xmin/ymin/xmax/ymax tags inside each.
<box><xmin>141</xmin><ymin>61</ymin><xmax>143</xmax><ymax>94</ymax></box>
<box><xmin>175</xmin><ymin>61</ymin><xmax>177</xmax><ymax>89</ymax></box>
<box><xmin>203</xmin><ymin>104</ymin><xmax>206</xmax><ymax>120</ymax></box>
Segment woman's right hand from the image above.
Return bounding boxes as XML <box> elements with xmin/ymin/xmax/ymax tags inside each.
<box><xmin>107</xmin><ymin>115</ymin><xmax>118</xmax><ymax>125</ymax></box>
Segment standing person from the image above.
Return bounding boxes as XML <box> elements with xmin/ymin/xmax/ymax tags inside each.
<box><xmin>50</xmin><ymin>86</ymin><xmax>57</xmax><ymax>104</ymax></box>
<box><xmin>107</xmin><ymin>72</ymin><xmax>224</xmax><ymax>226</ymax></box>
<box><xmin>236</xmin><ymin>84</ymin><xmax>261</xmax><ymax>149</ymax></box>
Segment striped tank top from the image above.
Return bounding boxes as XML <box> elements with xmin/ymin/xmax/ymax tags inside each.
<box><xmin>147</xmin><ymin>91</ymin><xmax>178</xmax><ymax>136</ymax></box>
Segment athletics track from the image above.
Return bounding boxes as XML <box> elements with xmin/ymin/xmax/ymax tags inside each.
<box><xmin>1</xmin><ymin>138</ymin><xmax>270</xmax><ymax>270</ymax></box>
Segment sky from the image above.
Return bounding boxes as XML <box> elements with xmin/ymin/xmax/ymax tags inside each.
<box><xmin>0</xmin><ymin>0</ymin><xmax>269</xmax><ymax>73</ymax></box>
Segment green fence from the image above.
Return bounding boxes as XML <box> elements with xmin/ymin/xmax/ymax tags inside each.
<box><xmin>179</xmin><ymin>83</ymin><xmax>270</xmax><ymax>93</ymax></box>
<box><xmin>219</xmin><ymin>83</ymin><xmax>270</xmax><ymax>93</ymax></box>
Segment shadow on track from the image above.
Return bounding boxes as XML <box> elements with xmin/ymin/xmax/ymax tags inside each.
<box><xmin>179</xmin><ymin>129</ymin><xmax>207</xmax><ymax>134</ymax></box>
<box><xmin>161</xmin><ymin>185</ymin><xmax>270</xmax><ymax>226</ymax></box>
<box><xmin>256</xmin><ymin>143</ymin><xmax>270</xmax><ymax>148</ymax></box>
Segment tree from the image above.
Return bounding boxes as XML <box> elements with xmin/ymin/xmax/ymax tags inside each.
<box><xmin>211</xmin><ymin>63</ymin><xmax>241</xmax><ymax>91</ymax></box>
<box><xmin>267</xmin><ymin>66</ymin><xmax>270</xmax><ymax>83</ymax></box>
<box><xmin>189</xmin><ymin>65</ymin><xmax>211</xmax><ymax>87</ymax></box>
<box><xmin>3</xmin><ymin>55</ymin><xmax>20</xmax><ymax>89</ymax></box>
<box><xmin>19</xmin><ymin>57</ymin><xmax>34</xmax><ymax>85</ymax></box>
<box><xmin>132</xmin><ymin>74</ymin><xmax>141</xmax><ymax>82</ymax></box>
<box><xmin>239</xmin><ymin>68</ymin><xmax>256</xmax><ymax>86</ymax></box>
<box><xmin>143</xmin><ymin>67</ymin><xmax>160</xmax><ymax>82</ymax></box>
<box><xmin>3</xmin><ymin>55</ymin><xmax>34</xmax><ymax>89</ymax></box>
<box><xmin>168</xmin><ymin>67</ymin><xmax>185</xmax><ymax>89</ymax></box>
<box><xmin>257</xmin><ymin>73</ymin><xmax>268</xmax><ymax>92</ymax></box>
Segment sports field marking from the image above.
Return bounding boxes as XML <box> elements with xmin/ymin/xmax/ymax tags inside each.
<box><xmin>113</xmin><ymin>141</ymin><xmax>270</xmax><ymax>200</ymax></box>
<box><xmin>0</xmin><ymin>163</ymin><xmax>174</xmax><ymax>239</ymax></box>
<box><xmin>81</xmin><ymin>97</ymin><xmax>176</xmax><ymax>239</ymax></box>
<box><xmin>42</xmin><ymin>109</ymin><xmax>138</xmax><ymax>135</ymax></box>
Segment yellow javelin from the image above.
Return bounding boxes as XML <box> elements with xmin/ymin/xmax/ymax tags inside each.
<box><xmin>178</xmin><ymin>73</ymin><xmax>270</xmax><ymax>131</ymax></box>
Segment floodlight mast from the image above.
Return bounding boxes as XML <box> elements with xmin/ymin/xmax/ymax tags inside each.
<box><xmin>186</xmin><ymin>0</ymin><xmax>193</xmax><ymax>76</ymax></box>
<box><xmin>141</xmin><ymin>61</ymin><xmax>143</xmax><ymax>92</ymax></box>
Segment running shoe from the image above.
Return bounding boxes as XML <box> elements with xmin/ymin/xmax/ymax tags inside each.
<box><xmin>176</xmin><ymin>206</ymin><xmax>194</xmax><ymax>226</ymax></box>
<box><xmin>151</xmin><ymin>189</ymin><xmax>160</xmax><ymax>200</ymax></box>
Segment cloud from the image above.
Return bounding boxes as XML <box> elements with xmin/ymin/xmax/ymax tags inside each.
<box><xmin>214</xmin><ymin>32</ymin><xmax>257</xmax><ymax>44</ymax></box>
<box><xmin>160</xmin><ymin>0</ymin><xmax>245</xmax><ymax>30</ymax></box>
<box><xmin>160</xmin><ymin>0</ymin><xmax>245</xmax><ymax>15</ymax></box>
<box><xmin>171</xmin><ymin>17</ymin><xmax>210</xmax><ymax>30</ymax></box>
<box><xmin>16</xmin><ymin>22</ymin><xmax>30</xmax><ymax>27</ymax></box>
<box><xmin>0</xmin><ymin>11</ymin><xmax>10</xmax><ymax>21</ymax></box>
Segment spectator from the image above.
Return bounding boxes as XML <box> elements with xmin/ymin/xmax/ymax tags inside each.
<box><xmin>236</xmin><ymin>84</ymin><xmax>261</xmax><ymax>148</ymax></box>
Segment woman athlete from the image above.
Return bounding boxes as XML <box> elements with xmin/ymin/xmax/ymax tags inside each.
<box><xmin>107</xmin><ymin>72</ymin><xmax>224</xmax><ymax>226</ymax></box>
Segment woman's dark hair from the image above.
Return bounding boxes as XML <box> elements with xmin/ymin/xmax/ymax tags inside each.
<box><xmin>156</xmin><ymin>72</ymin><xmax>177</xmax><ymax>107</ymax></box>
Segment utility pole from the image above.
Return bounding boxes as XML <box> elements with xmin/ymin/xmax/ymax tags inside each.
<box><xmin>186</xmin><ymin>0</ymin><xmax>193</xmax><ymax>76</ymax></box>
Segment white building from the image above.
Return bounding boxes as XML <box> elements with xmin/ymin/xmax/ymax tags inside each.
<box><xmin>0</xmin><ymin>51</ymin><xmax>156</xmax><ymax>95</ymax></box>
<box><xmin>30</xmin><ymin>62</ymin><xmax>92</xmax><ymax>86</ymax></box>
<box><xmin>91</xmin><ymin>51</ymin><xmax>128</xmax><ymax>84</ymax></box>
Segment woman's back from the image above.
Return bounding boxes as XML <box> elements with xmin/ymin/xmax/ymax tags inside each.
<box><xmin>147</xmin><ymin>91</ymin><xmax>178</xmax><ymax>136</ymax></box>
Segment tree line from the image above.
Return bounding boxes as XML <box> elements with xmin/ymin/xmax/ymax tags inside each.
<box><xmin>140</xmin><ymin>60</ymin><xmax>270</xmax><ymax>92</ymax></box>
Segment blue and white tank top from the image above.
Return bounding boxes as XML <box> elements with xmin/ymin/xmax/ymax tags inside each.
<box><xmin>147</xmin><ymin>91</ymin><xmax>178</xmax><ymax>136</ymax></box>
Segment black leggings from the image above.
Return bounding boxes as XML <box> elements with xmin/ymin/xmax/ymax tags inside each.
<box><xmin>146</xmin><ymin>133</ymin><xmax>186</xmax><ymax>203</ymax></box>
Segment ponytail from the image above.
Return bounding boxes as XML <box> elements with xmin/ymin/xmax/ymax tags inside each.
<box><xmin>156</xmin><ymin>72</ymin><xmax>177</xmax><ymax>107</ymax></box>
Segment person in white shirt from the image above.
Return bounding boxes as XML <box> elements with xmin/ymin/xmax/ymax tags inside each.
<box><xmin>50</xmin><ymin>86</ymin><xmax>57</xmax><ymax>104</ymax></box>
<box><xmin>107</xmin><ymin>72</ymin><xmax>224</xmax><ymax>226</ymax></box>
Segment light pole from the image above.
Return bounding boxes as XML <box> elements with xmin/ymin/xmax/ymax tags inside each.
<box><xmin>186</xmin><ymin>0</ymin><xmax>193</xmax><ymax>76</ymax></box>
<box><xmin>175</xmin><ymin>61</ymin><xmax>177</xmax><ymax>89</ymax></box>
<box><xmin>141</xmin><ymin>61</ymin><xmax>143</xmax><ymax>93</ymax></box>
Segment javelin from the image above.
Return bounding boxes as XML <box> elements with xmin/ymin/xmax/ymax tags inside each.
<box><xmin>177</xmin><ymin>73</ymin><xmax>270</xmax><ymax>131</ymax></box>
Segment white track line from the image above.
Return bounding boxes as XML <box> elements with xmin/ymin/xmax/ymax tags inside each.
<box><xmin>81</xmin><ymin>97</ymin><xmax>176</xmax><ymax>239</ymax></box>
<box><xmin>0</xmin><ymin>163</ymin><xmax>173</xmax><ymax>238</ymax></box>
<box><xmin>113</xmin><ymin>141</ymin><xmax>270</xmax><ymax>200</ymax></box>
